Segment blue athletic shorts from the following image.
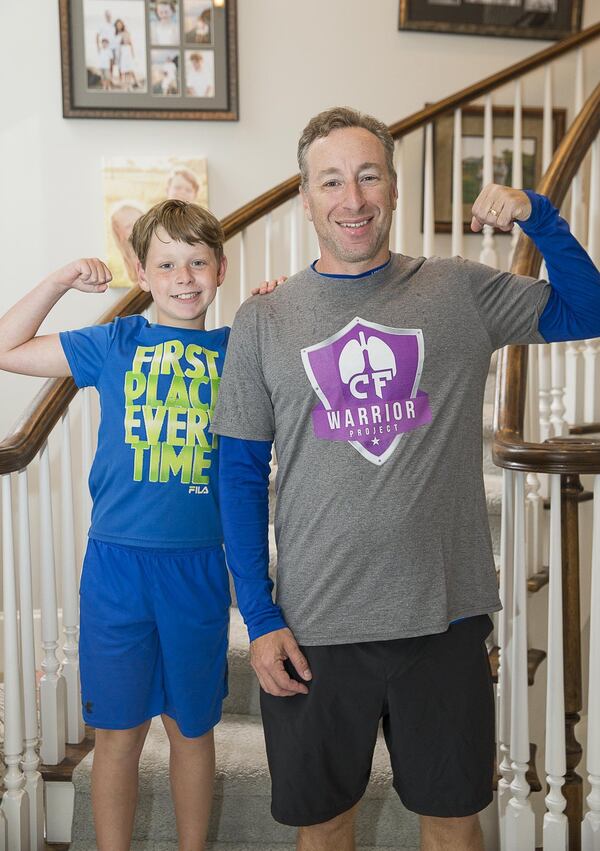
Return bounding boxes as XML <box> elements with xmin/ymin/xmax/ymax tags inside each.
<box><xmin>79</xmin><ymin>538</ymin><xmax>230</xmax><ymax>738</ymax></box>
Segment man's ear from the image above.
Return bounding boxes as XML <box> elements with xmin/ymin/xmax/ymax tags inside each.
<box><xmin>136</xmin><ymin>259</ymin><xmax>150</xmax><ymax>292</ymax></box>
<box><xmin>299</xmin><ymin>185</ymin><xmax>313</xmax><ymax>223</ymax></box>
<box><xmin>216</xmin><ymin>254</ymin><xmax>228</xmax><ymax>287</ymax></box>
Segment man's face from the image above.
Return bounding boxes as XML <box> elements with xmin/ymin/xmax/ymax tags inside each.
<box><xmin>300</xmin><ymin>127</ymin><xmax>397</xmax><ymax>275</ymax></box>
<box><xmin>191</xmin><ymin>56</ymin><xmax>202</xmax><ymax>70</ymax></box>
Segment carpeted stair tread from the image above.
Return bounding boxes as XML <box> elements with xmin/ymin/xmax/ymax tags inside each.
<box><xmin>70</xmin><ymin>715</ymin><xmax>419</xmax><ymax>846</ymax></box>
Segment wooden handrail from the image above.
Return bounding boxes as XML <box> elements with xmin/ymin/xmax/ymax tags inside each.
<box><xmin>493</xmin><ymin>81</ymin><xmax>600</xmax><ymax>474</ymax></box>
<box><xmin>0</xmin><ymin>24</ymin><xmax>598</xmax><ymax>475</ymax></box>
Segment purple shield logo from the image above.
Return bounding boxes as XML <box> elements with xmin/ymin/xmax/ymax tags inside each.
<box><xmin>301</xmin><ymin>317</ymin><xmax>432</xmax><ymax>465</ymax></box>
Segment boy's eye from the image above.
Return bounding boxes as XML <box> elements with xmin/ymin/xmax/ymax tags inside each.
<box><xmin>191</xmin><ymin>259</ymin><xmax>207</xmax><ymax>267</ymax></box>
<box><xmin>159</xmin><ymin>263</ymin><xmax>173</xmax><ymax>270</ymax></box>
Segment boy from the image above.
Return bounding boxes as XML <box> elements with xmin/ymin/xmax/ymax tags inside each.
<box><xmin>0</xmin><ymin>199</ymin><xmax>281</xmax><ymax>850</ymax></box>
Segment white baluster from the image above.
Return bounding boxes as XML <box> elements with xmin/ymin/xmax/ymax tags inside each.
<box><xmin>543</xmin><ymin>474</ymin><xmax>568</xmax><ymax>850</ymax></box>
<box><xmin>566</xmin><ymin>61</ymin><xmax>585</xmax><ymax>425</ymax></box>
<box><xmin>584</xmin><ymin>133</ymin><xmax>600</xmax><ymax>424</ymax></box>
<box><xmin>539</xmin><ymin>345</ymin><xmax>552</xmax><ymax>443</ymax></box>
<box><xmin>451</xmin><ymin>109</ymin><xmax>463</xmax><ymax>258</ymax></box>
<box><xmin>17</xmin><ymin>470</ymin><xmax>45</xmax><ymax>850</ymax></box>
<box><xmin>509</xmin><ymin>80</ymin><xmax>523</xmax><ymax>270</ymax></box>
<box><xmin>1</xmin><ymin>476</ymin><xmax>30</xmax><ymax>849</ymax></box>
<box><xmin>526</xmin><ymin>346</ymin><xmax>543</xmax><ymax>576</ymax></box>
<box><xmin>264</xmin><ymin>212</ymin><xmax>272</xmax><ymax>281</ymax></box>
<box><xmin>39</xmin><ymin>441</ymin><xmax>67</xmax><ymax>765</ymax></box>
<box><xmin>423</xmin><ymin>123</ymin><xmax>434</xmax><ymax>259</ymax></box>
<box><xmin>239</xmin><ymin>228</ymin><xmax>247</xmax><ymax>306</ymax></box>
<box><xmin>394</xmin><ymin>139</ymin><xmax>406</xmax><ymax>255</ymax></box>
<box><xmin>290</xmin><ymin>195</ymin><xmax>300</xmax><ymax>275</ymax></box>
<box><xmin>506</xmin><ymin>472</ymin><xmax>535</xmax><ymax>849</ymax></box>
<box><xmin>565</xmin><ymin>339</ymin><xmax>585</xmax><ymax>425</ymax></box>
<box><xmin>498</xmin><ymin>469</ymin><xmax>515</xmax><ymax>850</ymax></box>
<box><xmin>569</xmin><ymin>50</ymin><xmax>585</xmax><ymax>242</ymax></box>
<box><xmin>81</xmin><ymin>386</ymin><xmax>94</xmax><ymax>541</ymax></box>
<box><xmin>550</xmin><ymin>342</ymin><xmax>568</xmax><ymax>437</ymax></box>
<box><xmin>582</xmin><ymin>475</ymin><xmax>600</xmax><ymax>849</ymax></box>
<box><xmin>61</xmin><ymin>411</ymin><xmax>85</xmax><ymax>744</ymax></box>
<box><xmin>543</xmin><ymin>65</ymin><xmax>553</xmax><ymax>173</ymax></box>
<box><xmin>480</xmin><ymin>95</ymin><xmax>498</xmax><ymax>268</ymax></box>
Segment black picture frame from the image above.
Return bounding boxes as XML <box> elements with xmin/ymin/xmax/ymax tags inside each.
<box><xmin>59</xmin><ymin>0</ymin><xmax>238</xmax><ymax>120</ymax></box>
<box><xmin>431</xmin><ymin>105</ymin><xmax>566</xmax><ymax>233</ymax></box>
<box><xmin>399</xmin><ymin>0</ymin><xmax>582</xmax><ymax>40</ymax></box>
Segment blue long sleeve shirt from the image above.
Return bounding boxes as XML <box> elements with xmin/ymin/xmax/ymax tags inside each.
<box><xmin>220</xmin><ymin>191</ymin><xmax>600</xmax><ymax>642</ymax></box>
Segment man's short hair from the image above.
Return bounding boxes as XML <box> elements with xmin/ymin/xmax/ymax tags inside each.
<box><xmin>130</xmin><ymin>199</ymin><xmax>224</xmax><ymax>267</ymax></box>
<box><xmin>297</xmin><ymin>106</ymin><xmax>396</xmax><ymax>188</ymax></box>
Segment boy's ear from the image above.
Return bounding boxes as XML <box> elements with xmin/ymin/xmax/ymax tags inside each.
<box><xmin>136</xmin><ymin>259</ymin><xmax>150</xmax><ymax>292</ymax></box>
<box><xmin>299</xmin><ymin>185</ymin><xmax>313</xmax><ymax>223</ymax></box>
<box><xmin>216</xmin><ymin>254</ymin><xmax>227</xmax><ymax>288</ymax></box>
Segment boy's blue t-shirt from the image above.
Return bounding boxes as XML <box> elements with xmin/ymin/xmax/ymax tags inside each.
<box><xmin>60</xmin><ymin>315</ymin><xmax>229</xmax><ymax>549</ymax></box>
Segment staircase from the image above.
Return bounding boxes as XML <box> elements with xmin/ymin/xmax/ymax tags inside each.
<box><xmin>65</xmin><ymin>358</ymin><xmax>515</xmax><ymax>850</ymax></box>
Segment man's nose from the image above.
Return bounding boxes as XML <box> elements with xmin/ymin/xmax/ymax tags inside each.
<box><xmin>342</xmin><ymin>180</ymin><xmax>366</xmax><ymax>211</ymax></box>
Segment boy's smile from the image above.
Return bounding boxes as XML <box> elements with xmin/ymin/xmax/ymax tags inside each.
<box><xmin>136</xmin><ymin>226</ymin><xmax>226</xmax><ymax>330</ymax></box>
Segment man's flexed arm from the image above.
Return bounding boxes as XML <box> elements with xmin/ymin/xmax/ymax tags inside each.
<box><xmin>470</xmin><ymin>183</ymin><xmax>600</xmax><ymax>343</ymax></box>
<box><xmin>219</xmin><ymin>436</ymin><xmax>312</xmax><ymax>696</ymax></box>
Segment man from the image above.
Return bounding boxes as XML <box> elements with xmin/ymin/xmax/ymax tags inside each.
<box><xmin>211</xmin><ymin>107</ymin><xmax>599</xmax><ymax>851</ymax></box>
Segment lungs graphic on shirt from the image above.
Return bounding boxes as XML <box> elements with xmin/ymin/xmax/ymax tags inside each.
<box><xmin>301</xmin><ymin>317</ymin><xmax>432</xmax><ymax>465</ymax></box>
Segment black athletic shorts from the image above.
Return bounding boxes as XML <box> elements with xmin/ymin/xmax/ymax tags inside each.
<box><xmin>260</xmin><ymin>614</ymin><xmax>495</xmax><ymax>826</ymax></box>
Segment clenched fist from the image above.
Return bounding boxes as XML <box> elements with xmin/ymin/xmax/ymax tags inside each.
<box><xmin>471</xmin><ymin>184</ymin><xmax>532</xmax><ymax>233</ymax></box>
<box><xmin>47</xmin><ymin>258</ymin><xmax>113</xmax><ymax>294</ymax></box>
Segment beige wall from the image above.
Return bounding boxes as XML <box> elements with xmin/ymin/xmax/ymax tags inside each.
<box><xmin>1</xmin><ymin>0</ymin><xmax>599</xmax><ymax>435</ymax></box>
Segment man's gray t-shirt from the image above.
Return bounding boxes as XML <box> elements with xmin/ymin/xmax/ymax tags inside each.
<box><xmin>211</xmin><ymin>253</ymin><xmax>549</xmax><ymax>645</ymax></box>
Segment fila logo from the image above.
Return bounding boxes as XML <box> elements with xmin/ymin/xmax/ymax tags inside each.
<box><xmin>188</xmin><ymin>485</ymin><xmax>209</xmax><ymax>494</ymax></box>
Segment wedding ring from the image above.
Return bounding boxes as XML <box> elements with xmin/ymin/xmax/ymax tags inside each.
<box><xmin>489</xmin><ymin>207</ymin><xmax>498</xmax><ymax>216</ymax></box>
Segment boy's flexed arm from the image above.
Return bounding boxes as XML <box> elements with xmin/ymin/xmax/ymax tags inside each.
<box><xmin>0</xmin><ymin>258</ymin><xmax>111</xmax><ymax>377</ymax></box>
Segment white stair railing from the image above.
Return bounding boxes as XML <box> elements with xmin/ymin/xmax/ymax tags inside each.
<box><xmin>1</xmin><ymin>475</ymin><xmax>29</xmax><ymax>849</ymax></box>
<box><xmin>17</xmin><ymin>469</ymin><xmax>45</xmax><ymax>851</ymax></box>
<box><xmin>38</xmin><ymin>441</ymin><xmax>67</xmax><ymax>766</ymax></box>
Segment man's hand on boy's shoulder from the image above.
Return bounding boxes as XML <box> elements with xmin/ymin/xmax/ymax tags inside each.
<box><xmin>46</xmin><ymin>258</ymin><xmax>112</xmax><ymax>295</ymax></box>
<box><xmin>251</xmin><ymin>275</ymin><xmax>287</xmax><ymax>296</ymax></box>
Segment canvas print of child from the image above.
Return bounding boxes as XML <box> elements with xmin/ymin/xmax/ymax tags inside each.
<box><xmin>103</xmin><ymin>157</ymin><xmax>208</xmax><ymax>287</ymax></box>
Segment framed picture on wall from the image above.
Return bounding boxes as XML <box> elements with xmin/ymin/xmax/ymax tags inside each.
<box><xmin>432</xmin><ymin>106</ymin><xmax>566</xmax><ymax>233</ymax></box>
<box><xmin>398</xmin><ymin>0</ymin><xmax>582</xmax><ymax>39</ymax></box>
<box><xmin>59</xmin><ymin>0</ymin><xmax>238</xmax><ymax>120</ymax></box>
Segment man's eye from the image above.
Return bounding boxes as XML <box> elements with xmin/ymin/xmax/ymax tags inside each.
<box><xmin>361</xmin><ymin>174</ymin><xmax>378</xmax><ymax>182</ymax></box>
<box><xmin>323</xmin><ymin>180</ymin><xmax>341</xmax><ymax>188</ymax></box>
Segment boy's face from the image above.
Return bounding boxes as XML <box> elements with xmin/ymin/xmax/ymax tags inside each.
<box><xmin>137</xmin><ymin>227</ymin><xmax>226</xmax><ymax>330</ymax></box>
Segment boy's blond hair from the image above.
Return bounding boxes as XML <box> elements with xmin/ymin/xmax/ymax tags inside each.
<box><xmin>130</xmin><ymin>199</ymin><xmax>224</xmax><ymax>267</ymax></box>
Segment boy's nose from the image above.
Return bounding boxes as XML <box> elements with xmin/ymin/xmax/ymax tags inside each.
<box><xmin>175</xmin><ymin>266</ymin><xmax>194</xmax><ymax>285</ymax></box>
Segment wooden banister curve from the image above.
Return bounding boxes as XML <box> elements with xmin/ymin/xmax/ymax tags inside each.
<box><xmin>493</xmin><ymin>81</ymin><xmax>600</xmax><ymax>474</ymax></box>
<box><xmin>0</xmin><ymin>23</ymin><xmax>598</xmax><ymax>475</ymax></box>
